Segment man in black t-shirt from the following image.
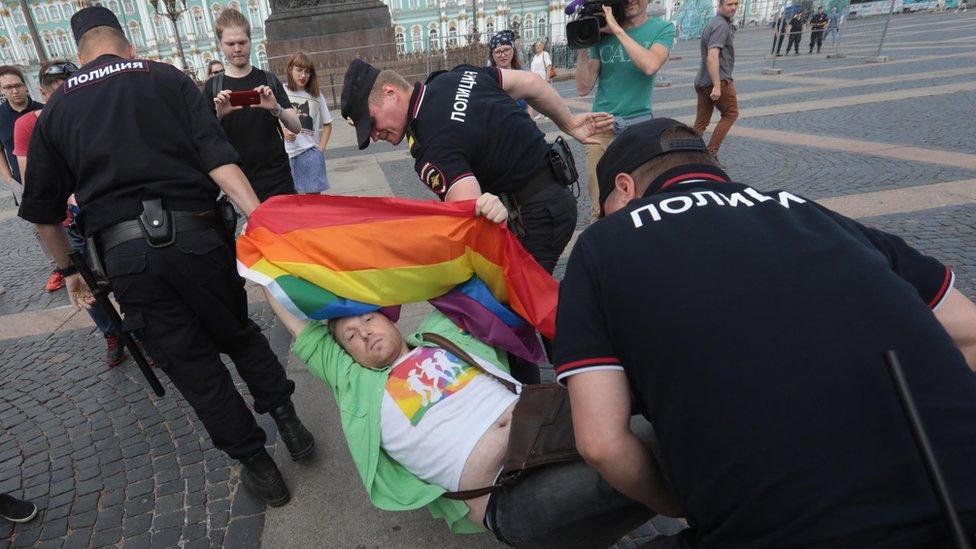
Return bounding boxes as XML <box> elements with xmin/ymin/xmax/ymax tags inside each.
<box><xmin>203</xmin><ymin>9</ymin><xmax>301</xmax><ymax>202</ymax></box>
<box><xmin>555</xmin><ymin>118</ymin><xmax>976</xmax><ymax>547</ymax></box>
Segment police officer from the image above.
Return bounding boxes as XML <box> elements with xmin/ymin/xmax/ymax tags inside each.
<box><xmin>17</xmin><ymin>7</ymin><xmax>313</xmax><ymax>507</ymax></box>
<box><xmin>339</xmin><ymin>59</ymin><xmax>613</xmax><ymax>273</ymax></box>
<box><xmin>554</xmin><ymin>118</ymin><xmax>976</xmax><ymax>546</ymax></box>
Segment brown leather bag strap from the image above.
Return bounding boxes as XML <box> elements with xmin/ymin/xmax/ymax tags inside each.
<box><xmin>422</xmin><ymin>332</ymin><xmax>518</xmax><ymax>501</ymax></box>
<box><xmin>441</xmin><ymin>485</ymin><xmax>496</xmax><ymax>500</ymax></box>
<box><xmin>421</xmin><ymin>332</ymin><xmax>518</xmax><ymax>395</ymax></box>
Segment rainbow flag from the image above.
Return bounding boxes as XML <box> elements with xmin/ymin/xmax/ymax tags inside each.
<box><xmin>236</xmin><ymin>194</ymin><xmax>558</xmax><ymax>339</ymax></box>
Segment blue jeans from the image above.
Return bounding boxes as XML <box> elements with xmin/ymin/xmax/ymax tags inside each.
<box><xmin>66</xmin><ymin>225</ymin><xmax>116</xmax><ymax>337</ymax></box>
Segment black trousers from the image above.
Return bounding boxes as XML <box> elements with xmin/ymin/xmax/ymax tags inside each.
<box><xmin>809</xmin><ymin>29</ymin><xmax>824</xmax><ymax>52</ymax></box>
<box><xmin>787</xmin><ymin>32</ymin><xmax>802</xmax><ymax>53</ymax></box>
<box><xmin>773</xmin><ymin>31</ymin><xmax>786</xmax><ymax>54</ymax></box>
<box><xmin>511</xmin><ymin>182</ymin><xmax>578</xmax><ymax>274</ymax></box>
<box><xmin>103</xmin><ymin>229</ymin><xmax>295</xmax><ymax>459</ymax></box>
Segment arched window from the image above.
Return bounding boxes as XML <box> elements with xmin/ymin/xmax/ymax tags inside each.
<box><xmin>0</xmin><ymin>38</ymin><xmax>12</xmax><ymax>62</ymax></box>
<box><xmin>395</xmin><ymin>26</ymin><xmax>406</xmax><ymax>54</ymax></box>
<box><xmin>510</xmin><ymin>15</ymin><xmax>521</xmax><ymax>38</ymax></box>
<box><xmin>212</xmin><ymin>3</ymin><xmax>223</xmax><ymax>20</ymax></box>
<box><xmin>62</xmin><ymin>3</ymin><xmax>74</xmax><ymax>17</ymax></box>
<box><xmin>48</xmin><ymin>5</ymin><xmax>61</xmax><ymax>22</ymax></box>
<box><xmin>485</xmin><ymin>16</ymin><xmax>495</xmax><ymax>37</ymax></box>
<box><xmin>230</xmin><ymin>0</ymin><xmax>241</xmax><ymax>12</ymax></box>
<box><xmin>524</xmin><ymin>13</ymin><xmax>535</xmax><ymax>39</ymax></box>
<box><xmin>193</xmin><ymin>8</ymin><xmax>208</xmax><ymax>37</ymax></box>
<box><xmin>123</xmin><ymin>0</ymin><xmax>135</xmax><ymax>13</ymax></box>
<box><xmin>257</xmin><ymin>46</ymin><xmax>268</xmax><ymax>70</ymax></box>
<box><xmin>56</xmin><ymin>30</ymin><xmax>73</xmax><ymax>55</ymax></box>
<box><xmin>154</xmin><ymin>15</ymin><xmax>170</xmax><ymax>41</ymax></box>
<box><xmin>20</xmin><ymin>35</ymin><xmax>36</xmax><ymax>62</ymax></box>
<box><xmin>411</xmin><ymin>25</ymin><xmax>423</xmax><ymax>51</ymax></box>
<box><xmin>106</xmin><ymin>0</ymin><xmax>120</xmax><ymax>14</ymax></box>
<box><xmin>447</xmin><ymin>22</ymin><xmax>458</xmax><ymax>47</ymax></box>
<box><xmin>129</xmin><ymin>22</ymin><xmax>145</xmax><ymax>48</ymax></box>
<box><xmin>12</xmin><ymin>7</ymin><xmax>25</xmax><ymax>25</ymax></box>
<box><xmin>428</xmin><ymin>24</ymin><xmax>439</xmax><ymax>50</ymax></box>
<box><xmin>538</xmin><ymin>13</ymin><xmax>547</xmax><ymax>37</ymax></box>
<box><xmin>35</xmin><ymin>6</ymin><xmax>48</xmax><ymax>24</ymax></box>
<box><xmin>43</xmin><ymin>31</ymin><xmax>57</xmax><ymax>56</ymax></box>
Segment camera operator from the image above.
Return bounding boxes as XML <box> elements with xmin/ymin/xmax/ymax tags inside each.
<box><xmin>575</xmin><ymin>0</ymin><xmax>674</xmax><ymax>223</ymax></box>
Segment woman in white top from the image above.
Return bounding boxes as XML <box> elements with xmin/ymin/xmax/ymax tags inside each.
<box><xmin>529</xmin><ymin>41</ymin><xmax>552</xmax><ymax>83</ymax></box>
<box><xmin>282</xmin><ymin>52</ymin><xmax>332</xmax><ymax>194</ymax></box>
<box><xmin>529</xmin><ymin>41</ymin><xmax>553</xmax><ymax>120</ymax></box>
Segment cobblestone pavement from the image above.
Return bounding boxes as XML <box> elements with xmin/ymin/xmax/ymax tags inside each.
<box><xmin>0</xmin><ymin>308</ymin><xmax>283</xmax><ymax>548</ymax></box>
<box><xmin>2</xmin><ymin>9</ymin><xmax>976</xmax><ymax>549</ymax></box>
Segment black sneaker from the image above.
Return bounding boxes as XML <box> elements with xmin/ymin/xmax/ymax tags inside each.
<box><xmin>0</xmin><ymin>494</ymin><xmax>37</xmax><ymax>523</ymax></box>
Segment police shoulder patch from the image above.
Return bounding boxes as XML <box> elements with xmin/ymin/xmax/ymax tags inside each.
<box><xmin>420</xmin><ymin>162</ymin><xmax>446</xmax><ymax>195</ymax></box>
<box><xmin>64</xmin><ymin>60</ymin><xmax>150</xmax><ymax>94</ymax></box>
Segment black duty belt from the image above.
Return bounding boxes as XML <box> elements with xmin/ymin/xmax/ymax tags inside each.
<box><xmin>97</xmin><ymin>210</ymin><xmax>218</xmax><ymax>253</ymax></box>
<box><xmin>510</xmin><ymin>165</ymin><xmax>558</xmax><ymax>205</ymax></box>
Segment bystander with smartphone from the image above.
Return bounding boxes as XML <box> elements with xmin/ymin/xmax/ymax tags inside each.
<box><xmin>203</xmin><ymin>8</ymin><xmax>302</xmax><ymax>202</ymax></box>
<box><xmin>282</xmin><ymin>52</ymin><xmax>332</xmax><ymax>195</ymax></box>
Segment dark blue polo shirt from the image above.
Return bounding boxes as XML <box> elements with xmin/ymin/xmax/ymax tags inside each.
<box><xmin>554</xmin><ymin>165</ymin><xmax>976</xmax><ymax>547</ymax></box>
<box><xmin>405</xmin><ymin>65</ymin><xmax>549</xmax><ymax>199</ymax></box>
<box><xmin>0</xmin><ymin>97</ymin><xmax>42</xmax><ymax>182</ymax></box>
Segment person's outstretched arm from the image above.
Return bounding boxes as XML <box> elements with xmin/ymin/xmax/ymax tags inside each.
<box><xmin>264</xmin><ymin>288</ymin><xmax>309</xmax><ymax>338</ymax></box>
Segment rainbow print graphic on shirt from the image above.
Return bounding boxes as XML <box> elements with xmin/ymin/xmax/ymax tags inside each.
<box><xmin>386</xmin><ymin>347</ymin><xmax>481</xmax><ymax>426</ymax></box>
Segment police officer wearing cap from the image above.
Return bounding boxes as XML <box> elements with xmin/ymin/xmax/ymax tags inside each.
<box><xmin>339</xmin><ymin>58</ymin><xmax>613</xmax><ymax>273</ymax></box>
<box><xmin>17</xmin><ymin>7</ymin><xmax>314</xmax><ymax>507</ymax></box>
<box><xmin>554</xmin><ymin>118</ymin><xmax>976</xmax><ymax>546</ymax></box>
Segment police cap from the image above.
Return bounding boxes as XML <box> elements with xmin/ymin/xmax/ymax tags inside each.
<box><xmin>596</xmin><ymin>118</ymin><xmax>709</xmax><ymax>207</ymax></box>
<box><xmin>340</xmin><ymin>59</ymin><xmax>381</xmax><ymax>150</ymax></box>
<box><xmin>71</xmin><ymin>6</ymin><xmax>124</xmax><ymax>44</ymax></box>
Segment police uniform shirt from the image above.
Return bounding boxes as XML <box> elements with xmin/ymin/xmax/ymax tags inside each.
<box><xmin>18</xmin><ymin>54</ymin><xmax>239</xmax><ymax>235</ymax></box>
<box><xmin>203</xmin><ymin>69</ymin><xmax>294</xmax><ymax>201</ymax></box>
<box><xmin>406</xmin><ymin>65</ymin><xmax>549</xmax><ymax>199</ymax></box>
<box><xmin>554</xmin><ymin>166</ymin><xmax>976</xmax><ymax>545</ymax></box>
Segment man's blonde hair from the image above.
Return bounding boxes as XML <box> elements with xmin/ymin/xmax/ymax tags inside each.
<box><xmin>367</xmin><ymin>70</ymin><xmax>410</xmax><ymax>104</ymax></box>
<box><xmin>215</xmin><ymin>8</ymin><xmax>250</xmax><ymax>40</ymax></box>
<box><xmin>77</xmin><ymin>26</ymin><xmax>129</xmax><ymax>58</ymax></box>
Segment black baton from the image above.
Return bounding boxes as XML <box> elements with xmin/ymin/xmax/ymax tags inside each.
<box><xmin>68</xmin><ymin>251</ymin><xmax>166</xmax><ymax>397</ymax></box>
<box><xmin>884</xmin><ymin>350</ymin><xmax>972</xmax><ymax>549</ymax></box>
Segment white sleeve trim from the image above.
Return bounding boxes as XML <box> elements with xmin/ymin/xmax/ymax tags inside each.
<box><xmin>931</xmin><ymin>270</ymin><xmax>955</xmax><ymax>312</ymax></box>
<box><xmin>555</xmin><ymin>365</ymin><xmax>625</xmax><ymax>387</ymax></box>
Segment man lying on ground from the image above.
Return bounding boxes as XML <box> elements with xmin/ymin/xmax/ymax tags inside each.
<box><xmin>262</xmin><ymin>196</ymin><xmax>660</xmax><ymax>547</ymax></box>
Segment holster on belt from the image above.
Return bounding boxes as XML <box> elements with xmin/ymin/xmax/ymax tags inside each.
<box><xmin>83</xmin><ymin>235</ymin><xmax>110</xmax><ymax>291</ymax></box>
<box><xmin>216</xmin><ymin>195</ymin><xmax>240</xmax><ymax>246</ymax></box>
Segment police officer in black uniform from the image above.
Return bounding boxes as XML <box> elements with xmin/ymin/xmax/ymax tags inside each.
<box><xmin>17</xmin><ymin>7</ymin><xmax>313</xmax><ymax>507</ymax></box>
<box><xmin>554</xmin><ymin>118</ymin><xmax>976</xmax><ymax>546</ymax></box>
<box><xmin>339</xmin><ymin>59</ymin><xmax>613</xmax><ymax>273</ymax></box>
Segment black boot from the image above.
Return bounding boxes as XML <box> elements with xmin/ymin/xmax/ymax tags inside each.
<box><xmin>239</xmin><ymin>449</ymin><xmax>291</xmax><ymax>507</ymax></box>
<box><xmin>270</xmin><ymin>401</ymin><xmax>315</xmax><ymax>461</ymax></box>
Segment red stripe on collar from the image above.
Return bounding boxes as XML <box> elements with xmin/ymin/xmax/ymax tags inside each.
<box><xmin>659</xmin><ymin>172</ymin><xmax>728</xmax><ymax>191</ymax></box>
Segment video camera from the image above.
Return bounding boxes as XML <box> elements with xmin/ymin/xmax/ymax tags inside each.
<box><xmin>565</xmin><ymin>0</ymin><xmax>627</xmax><ymax>49</ymax></box>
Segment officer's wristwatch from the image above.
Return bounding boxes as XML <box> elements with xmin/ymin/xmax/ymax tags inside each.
<box><xmin>56</xmin><ymin>264</ymin><xmax>78</xmax><ymax>277</ymax></box>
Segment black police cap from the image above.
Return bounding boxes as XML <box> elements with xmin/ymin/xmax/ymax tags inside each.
<box><xmin>340</xmin><ymin>59</ymin><xmax>381</xmax><ymax>151</ymax></box>
<box><xmin>71</xmin><ymin>6</ymin><xmax>124</xmax><ymax>44</ymax></box>
<box><xmin>596</xmin><ymin>118</ymin><xmax>709</xmax><ymax>207</ymax></box>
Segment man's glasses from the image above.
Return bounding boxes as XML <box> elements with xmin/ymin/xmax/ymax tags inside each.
<box><xmin>43</xmin><ymin>62</ymin><xmax>78</xmax><ymax>77</ymax></box>
<box><xmin>0</xmin><ymin>83</ymin><xmax>25</xmax><ymax>91</ymax></box>
<box><xmin>210</xmin><ymin>68</ymin><xmax>223</xmax><ymax>76</ymax></box>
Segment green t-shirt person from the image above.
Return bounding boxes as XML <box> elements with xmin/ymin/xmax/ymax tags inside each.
<box><xmin>588</xmin><ymin>18</ymin><xmax>675</xmax><ymax>118</ymax></box>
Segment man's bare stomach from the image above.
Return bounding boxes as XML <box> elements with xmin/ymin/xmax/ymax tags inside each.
<box><xmin>457</xmin><ymin>401</ymin><xmax>516</xmax><ymax>526</ymax></box>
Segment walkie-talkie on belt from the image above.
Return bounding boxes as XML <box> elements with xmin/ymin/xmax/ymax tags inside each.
<box><xmin>68</xmin><ymin>251</ymin><xmax>166</xmax><ymax>397</ymax></box>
